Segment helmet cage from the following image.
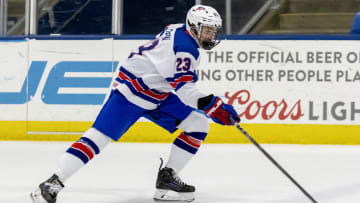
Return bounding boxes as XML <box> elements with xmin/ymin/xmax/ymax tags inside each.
<box><xmin>197</xmin><ymin>23</ymin><xmax>222</xmax><ymax>50</ymax></box>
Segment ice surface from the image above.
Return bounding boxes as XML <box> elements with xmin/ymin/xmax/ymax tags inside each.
<box><xmin>1</xmin><ymin>141</ymin><xmax>360</xmax><ymax>203</ymax></box>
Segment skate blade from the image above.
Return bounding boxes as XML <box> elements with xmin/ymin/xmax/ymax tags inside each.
<box><xmin>153</xmin><ymin>189</ymin><xmax>195</xmax><ymax>202</ymax></box>
<box><xmin>30</xmin><ymin>188</ymin><xmax>47</xmax><ymax>203</ymax></box>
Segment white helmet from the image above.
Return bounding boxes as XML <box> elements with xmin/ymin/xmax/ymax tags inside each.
<box><xmin>186</xmin><ymin>5</ymin><xmax>222</xmax><ymax>50</ymax></box>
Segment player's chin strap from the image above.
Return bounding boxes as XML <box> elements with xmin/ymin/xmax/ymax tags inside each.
<box><xmin>231</xmin><ymin>118</ymin><xmax>318</xmax><ymax>203</ymax></box>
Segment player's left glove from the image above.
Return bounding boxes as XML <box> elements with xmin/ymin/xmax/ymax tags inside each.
<box><xmin>199</xmin><ymin>95</ymin><xmax>240</xmax><ymax>125</ymax></box>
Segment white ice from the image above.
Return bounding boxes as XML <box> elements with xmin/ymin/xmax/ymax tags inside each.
<box><xmin>1</xmin><ymin>141</ymin><xmax>360</xmax><ymax>203</ymax></box>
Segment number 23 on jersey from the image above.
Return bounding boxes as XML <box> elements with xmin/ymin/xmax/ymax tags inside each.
<box><xmin>176</xmin><ymin>57</ymin><xmax>191</xmax><ymax>72</ymax></box>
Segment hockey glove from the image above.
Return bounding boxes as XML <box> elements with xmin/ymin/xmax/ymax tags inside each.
<box><xmin>201</xmin><ymin>96</ymin><xmax>240</xmax><ymax>125</ymax></box>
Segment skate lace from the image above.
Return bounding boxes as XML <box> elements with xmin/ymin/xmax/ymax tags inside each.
<box><xmin>44</xmin><ymin>182</ymin><xmax>63</xmax><ymax>195</ymax></box>
<box><xmin>173</xmin><ymin>174</ymin><xmax>186</xmax><ymax>186</ymax></box>
<box><xmin>159</xmin><ymin>158</ymin><xmax>187</xmax><ymax>186</ymax></box>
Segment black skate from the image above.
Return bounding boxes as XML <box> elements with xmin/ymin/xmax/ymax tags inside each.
<box><xmin>30</xmin><ymin>174</ymin><xmax>64</xmax><ymax>203</ymax></box>
<box><xmin>153</xmin><ymin>159</ymin><xmax>195</xmax><ymax>202</ymax></box>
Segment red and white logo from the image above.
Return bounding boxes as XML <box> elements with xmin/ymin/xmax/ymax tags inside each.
<box><xmin>225</xmin><ymin>90</ymin><xmax>304</xmax><ymax>121</ymax></box>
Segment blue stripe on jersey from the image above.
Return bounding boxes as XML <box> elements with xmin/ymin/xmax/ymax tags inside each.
<box><xmin>116</xmin><ymin>66</ymin><xmax>169</xmax><ymax>104</ymax></box>
<box><xmin>120</xmin><ymin>66</ymin><xmax>163</xmax><ymax>94</ymax></box>
<box><xmin>175</xmin><ymin>82</ymin><xmax>187</xmax><ymax>91</ymax></box>
<box><xmin>119</xmin><ymin>67</ymin><xmax>150</xmax><ymax>90</ymax></box>
<box><xmin>137</xmin><ymin>77</ymin><xmax>150</xmax><ymax>91</ymax></box>
<box><xmin>66</xmin><ymin>148</ymin><xmax>89</xmax><ymax>164</ymax></box>
<box><xmin>174</xmin><ymin>138</ymin><xmax>198</xmax><ymax>154</ymax></box>
<box><xmin>120</xmin><ymin>67</ymin><xmax>135</xmax><ymax>79</ymax></box>
<box><xmin>79</xmin><ymin>137</ymin><xmax>100</xmax><ymax>154</ymax></box>
<box><xmin>119</xmin><ymin>67</ymin><xmax>163</xmax><ymax>94</ymax></box>
<box><xmin>173</xmin><ymin>25</ymin><xmax>199</xmax><ymax>60</ymax></box>
<box><xmin>115</xmin><ymin>77</ymin><xmax>160</xmax><ymax>104</ymax></box>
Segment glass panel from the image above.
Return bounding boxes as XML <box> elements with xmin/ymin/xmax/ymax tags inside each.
<box><xmin>200</xmin><ymin>0</ymin><xmax>268</xmax><ymax>34</ymax></box>
<box><xmin>37</xmin><ymin>0</ymin><xmax>112</xmax><ymax>35</ymax></box>
<box><xmin>7</xmin><ymin>0</ymin><xmax>26</xmax><ymax>35</ymax></box>
<box><xmin>123</xmin><ymin>0</ymin><xmax>195</xmax><ymax>34</ymax></box>
<box><xmin>232</xmin><ymin>0</ymin><xmax>267</xmax><ymax>33</ymax></box>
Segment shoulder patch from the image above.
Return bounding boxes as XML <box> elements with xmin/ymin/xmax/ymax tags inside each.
<box><xmin>173</xmin><ymin>26</ymin><xmax>200</xmax><ymax>60</ymax></box>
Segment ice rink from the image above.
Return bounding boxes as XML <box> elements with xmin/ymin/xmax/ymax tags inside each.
<box><xmin>1</xmin><ymin>141</ymin><xmax>360</xmax><ymax>203</ymax></box>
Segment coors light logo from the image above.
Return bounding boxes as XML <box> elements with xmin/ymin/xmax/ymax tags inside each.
<box><xmin>225</xmin><ymin>90</ymin><xmax>304</xmax><ymax>120</ymax></box>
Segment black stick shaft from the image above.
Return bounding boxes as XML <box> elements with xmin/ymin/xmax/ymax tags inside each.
<box><xmin>235</xmin><ymin>124</ymin><xmax>318</xmax><ymax>203</ymax></box>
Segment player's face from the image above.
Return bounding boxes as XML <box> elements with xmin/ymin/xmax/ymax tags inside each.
<box><xmin>199</xmin><ymin>26</ymin><xmax>217</xmax><ymax>43</ymax></box>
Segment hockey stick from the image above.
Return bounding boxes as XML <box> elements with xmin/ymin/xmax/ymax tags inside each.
<box><xmin>234</xmin><ymin>123</ymin><xmax>318</xmax><ymax>203</ymax></box>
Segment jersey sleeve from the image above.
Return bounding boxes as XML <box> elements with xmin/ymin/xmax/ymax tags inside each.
<box><xmin>165</xmin><ymin>51</ymin><xmax>199</xmax><ymax>91</ymax></box>
<box><xmin>176</xmin><ymin>81</ymin><xmax>205</xmax><ymax>109</ymax></box>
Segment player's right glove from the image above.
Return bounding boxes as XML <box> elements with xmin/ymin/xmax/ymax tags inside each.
<box><xmin>198</xmin><ymin>94</ymin><xmax>240</xmax><ymax>125</ymax></box>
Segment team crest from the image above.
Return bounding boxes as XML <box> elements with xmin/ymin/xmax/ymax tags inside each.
<box><xmin>195</xmin><ymin>6</ymin><xmax>205</xmax><ymax>11</ymax></box>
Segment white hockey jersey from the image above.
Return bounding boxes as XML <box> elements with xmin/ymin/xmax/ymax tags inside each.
<box><xmin>113</xmin><ymin>24</ymin><xmax>205</xmax><ymax>110</ymax></box>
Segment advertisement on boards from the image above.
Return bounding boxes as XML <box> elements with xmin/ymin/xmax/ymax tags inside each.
<box><xmin>0</xmin><ymin>38</ymin><xmax>359</xmax><ymax>142</ymax></box>
<box><xmin>198</xmin><ymin>40</ymin><xmax>360</xmax><ymax>125</ymax></box>
<box><xmin>0</xmin><ymin>39</ymin><xmax>359</xmax><ymax>124</ymax></box>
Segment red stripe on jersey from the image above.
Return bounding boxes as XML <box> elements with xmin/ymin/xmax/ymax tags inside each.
<box><xmin>131</xmin><ymin>79</ymin><xmax>144</xmax><ymax>91</ymax></box>
<box><xmin>71</xmin><ymin>142</ymin><xmax>94</xmax><ymax>160</ymax></box>
<box><xmin>118</xmin><ymin>71</ymin><xmax>169</xmax><ymax>100</ymax></box>
<box><xmin>118</xmin><ymin>71</ymin><xmax>131</xmax><ymax>81</ymax></box>
<box><xmin>130</xmin><ymin>79</ymin><xmax>168</xmax><ymax>100</ymax></box>
<box><xmin>119</xmin><ymin>72</ymin><xmax>144</xmax><ymax>91</ymax></box>
<box><xmin>143</xmin><ymin>90</ymin><xmax>169</xmax><ymax>100</ymax></box>
<box><xmin>178</xmin><ymin>133</ymin><xmax>201</xmax><ymax>148</ymax></box>
<box><xmin>169</xmin><ymin>75</ymin><xmax>194</xmax><ymax>88</ymax></box>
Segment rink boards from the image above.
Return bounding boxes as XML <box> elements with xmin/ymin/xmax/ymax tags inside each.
<box><xmin>1</xmin><ymin>121</ymin><xmax>359</xmax><ymax>144</ymax></box>
<box><xmin>0</xmin><ymin>36</ymin><xmax>359</xmax><ymax>144</ymax></box>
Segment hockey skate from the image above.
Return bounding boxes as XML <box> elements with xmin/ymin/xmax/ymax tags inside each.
<box><xmin>153</xmin><ymin>159</ymin><xmax>195</xmax><ymax>202</ymax></box>
<box><xmin>30</xmin><ymin>174</ymin><xmax>64</xmax><ymax>203</ymax></box>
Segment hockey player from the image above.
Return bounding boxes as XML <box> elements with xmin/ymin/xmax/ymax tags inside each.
<box><xmin>30</xmin><ymin>4</ymin><xmax>240</xmax><ymax>203</ymax></box>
